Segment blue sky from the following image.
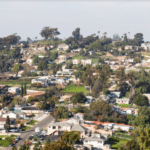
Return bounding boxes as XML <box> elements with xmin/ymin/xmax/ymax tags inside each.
<box><xmin>0</xmin><ymin>1</ymin><xmax>150</xmax><ymax>41</ymax></box>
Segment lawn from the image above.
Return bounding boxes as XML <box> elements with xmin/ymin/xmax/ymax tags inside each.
<box><xmin>27</xmin><ymin>120</ymin><xmax>38</xmax><ymax>125</ymax></box>
<box><xmin>22</xmin><ymin>126</ymin><xmax>31</xmax><ymax>131</ymax></box>
<box><xmin>117</xmin><ymin>104</ymin><xmax>130</xmax><ymax>108</ymax></box>
<box><xmin>92</xmin><ymin>58</ymin><xmax>99</xmax><ymax>64</ymax></box>
<box><xmin>62</xmin><ymin>83</ymin><xmax>90</xmax><ymax>93</ymax></box>
<box><xmin>106</xmin><ymin>136</ymin><xmax>129</xmax><ymax>149</ymax></box>
<box><xmin>72</xmin><ymin>55</ymin><xmax>85</xmax><ymax>60</ymax></box>
<box><xmin>0</xmin><ymin>135</ymin><xmax>17</xmax><ymax>147</ymax></box>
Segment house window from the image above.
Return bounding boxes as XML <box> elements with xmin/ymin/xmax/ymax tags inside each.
<box><xmin>85</xmin><ymin>141</ymin><xmax>88</xmax><ymax>143</ymax></box>
<box><xmin>98</xmin><ymin>141</ymin><xmax>102</xmax><ymax>143</ymax></box>
<box><xmin>58</xmin><ymin>126</ymin><xmax>61</xmax><ymax>129</ymax></box>
<box><xmin>53</xmin><ymin>126</ymin><xmax>56</xmax><ymax>129</ymax></box>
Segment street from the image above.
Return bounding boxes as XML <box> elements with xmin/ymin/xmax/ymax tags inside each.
<box><xmin>16</xmin><ymin>115</ymin><xmax>54</xmax><ymax>148</ymax></box>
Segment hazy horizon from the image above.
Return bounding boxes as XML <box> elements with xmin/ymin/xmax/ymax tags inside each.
<box><xmin>0</xmin><ymin>1</ymin><xmax>150</xmax><ymax>41</ymax></box>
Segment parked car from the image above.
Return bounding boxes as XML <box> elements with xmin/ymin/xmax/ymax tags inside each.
<box><xmin>9</xmin><ymin>143</ymin><xmax>14</xmax><ymax>147</ymax></box>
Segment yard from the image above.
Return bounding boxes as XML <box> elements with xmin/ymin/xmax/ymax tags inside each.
<box><xmin>71</xmin><ymin>55</ymin><xmax>85</xmax><ymax>60</ymax></box>
<box><xmin>106</xmin><ymin>136</ymin><xmax>129</xmax><ymax>149</ymax></box>
<box><xmin>22</xmin><ymin>126</ymin><xmax>31</xmax><ymax>131</ymax></box>
<box><xmin>0</xmin><ymin>135</ymin><xmax>17</xmax><ymax>147</ymax></box>
<box><xmin>26</xmin><ymin>120</ymin><xmax>38</xmax><ymax>125</ymax></box>
<box><xmin>62</xmin><ymin>83</ymin><xmax>90</xmax><ymax>93</ymax></box>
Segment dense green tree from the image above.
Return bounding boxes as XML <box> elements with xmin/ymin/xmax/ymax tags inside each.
<box><xmin>5</xmin><ymin>116</ymin><xmax>10</xmax><ymax>132</ymax></box>
<box><xmin>40</xmin><ymin>27</ymin><xmax>60</xmax><ymax>41</ymax></box>
<box><xmin>134</xmin><ymin>33</ymin><xmax>144</xmax><ymax>46</ymax></box>
<box><xmin>61</xmin><ymin>131</ymin><xmax>80</xmax><ymax>146</ymax></box>
<box><xmin>37</xmin><ymin>61</ymin><xmax>47</xmax><ymax>71</ymax></box>
<box><xmin>44</xmin><ymin>140</ymin><xmax>73</xmax><ymax>150</ymax></box>
<box><xmin>133</xmin><ymin>94</ymin><xmax>148</xmax><ymax>106</ymax></box>
<box><xmin>12</xmin><ymin>64</ymin><xmax>21</xmax><ymax>72</ymax></box>
<box><xmin>72</xmin><ymin>92</ymin><xmax>86</xmax><ymax>104</ymax></box>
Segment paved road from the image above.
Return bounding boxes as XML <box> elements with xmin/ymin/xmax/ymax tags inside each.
<box><xmin>16</xmin><ymin>115</ymin><xmax>54</xmax><ymax>148</ymax></box>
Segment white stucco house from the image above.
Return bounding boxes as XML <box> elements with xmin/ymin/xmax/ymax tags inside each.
<box><xmin>8</xmin><ymin>87</ymin><xmax>20</xmax><ymax>94</ymax></box>
<box><xmin>72</xmin><ymin>59</ymin><xmax>80</xmax><ymax>65</ymax></box>
<box><xmin>57</xmin><ymin>43</ymin><xmax>70</xmax><ymax>51</ymax></box>
<box><xmin>83</xmin><ymin>133</ymin><xmax>110</xmax><ymax>149</ymax></box>
<box><xmin>81</xmin><ymin>59</ymin><xmax>92</xmax><ymax>66</ymax></box>
<box><xmin>116</xmin><ymin>98</ymin><xmax>130</xmax><ymax>104</ymax></box>
<box><xmin>2</xmin><ymin>112</ymin><xmax>19</xmax><ymax>119</ymax></box>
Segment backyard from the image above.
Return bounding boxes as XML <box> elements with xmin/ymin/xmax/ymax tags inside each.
<box><xmin>22</xmin><ymin>125</ymin><xmax>31</xmax><ymax>131</ymax></box>
<box><xmin>62</xmin><ymin>83</ymin><xmax>90</xmax><ymax>93</ymax></box>
<box><xmin>106</xmin><ymin>136</ymin><xmax>129</xmax><ymax>149</ymax></box>
<box><xmin>0</xmin><ymin>135</ymin><xmax>17</xmax><ymax>147</ymax></box>
<box><xmin>26</xmin><ymin>120</ymin><xmax>38</xmax><ymax>125</ymax></box>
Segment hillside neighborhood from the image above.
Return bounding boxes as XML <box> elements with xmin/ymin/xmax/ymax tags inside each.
<box><xmin>0</xmin><ymin>28</ymin><xmax>150</xmax><ymax>150</ymax></box>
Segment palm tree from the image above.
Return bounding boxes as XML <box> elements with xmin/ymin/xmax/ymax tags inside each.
<box><xmin>98</xmin><ymin>31</ymin><xmax>100</xmax><ymax>39</ymax></box>
<box><xmin>103</xmin><ymin>32</ymin><xmax>107</xmax><ymax>39</ymax></box>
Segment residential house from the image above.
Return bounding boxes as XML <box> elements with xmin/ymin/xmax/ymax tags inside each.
<box><xmin>89</xmin><ymin>51</ymin><xmax>95</xmax><ymax>55</ymax></box>
<box><xmin>83</xmin><ymin>133</ymin><xmax>110</xmax><ymax>150</ymax></box>
<box><xmin>71</xmin><ymin>48</ymin><xmax>81</xmax><ymax>53</ymax></box>
<box><xmin>59</xmin><ymin>94</ymin><xmax>72</xmax><ymax>103</ymax></box>
<box><xmin>74</xmin><ymin>113</ymin><xmax>84</xmax><ymax>121</ymax></box>
<box><xmin>2</xmin><ymin>112</ymin><xmax>19</xmax><ymax>119</ymax></box>
<box><xmin>47</xmin><ymin>122</ymin><xmax>72</xmax><ymax>135</ymax></box>
<box><xmin>141</xmin><ymin>43</ymin><xmax>150</xmax><ymax>50</ymax></box>
<box><xmin>56</xmin><ymin>71</ymin><xmax>73</xmax><ymax>77</ymax></box>
<box><xmin>110</xmin><ymin>91</ymin><xmax>121</xmax><ymax>98</ymax></box>
<box><xmin>8</xmin><ymin>87</ymin><xmax>20</xmax><ymax>94</ymax></box>
<box><xmin>116</xmin><ymin>98</ymin><xmax>130</xmax><ymax>104</ymax></box>
<box><xmin>81</xmin><ymin>59</ymin><xmax>92</xmax><ymax>66</ymax></box>
<box><xmin>58</xmin><ymin>55</ymin><xmax>70</xmax><ymax>61</ymax></box>
<box><xmin>57</xmin><ymin>43</ymin><xmax>70</xmax><ymax>51</ymax></box>
<box><xmin>17</xmin><ymin>70</ymin><xmax>24</xmax><ymax>77</ymax></box>
<box><xmin>72</xmin><ymin>59</ymin><xmax>80</xmax><ymax>65</ymax></box>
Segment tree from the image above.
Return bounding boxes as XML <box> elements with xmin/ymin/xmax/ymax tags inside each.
<box><xmin>61</xmin><ymin>131</ymin><xmax>80</xmax><ymax>146</ymax></box>
<box><xmin>33</xmin><ymin>141</ymin><xmax>42</xmax><ymax>150</ymax></box>
<box><xmin>5</xmin><ymin>116</ymin><xmax>10</xmax><ymax>132</ymax></box>
<box><xmin>134</xmin><ymin>33</ymin><xmax>144</xmax><ymax>46</ymax></box>
<box><xmin>20</xmin><ymin>84</ymin><xmax>23</xmax><ymax>97</ymax></box>
<box><xmin>44</xmin><ymin>140</ymin><xmax>73</xmax><ymax>150</ymax></box>
<box><xmin>37</xmin><ymin>61</ymin><xmax>47</xmax><ymax>71</ymax></box>
<box><xmin>12</xmin><ymin>145</ymin><xmax>17</xmax><ymax>150</ymax></box>
<box><xmin>133</xmin><ymin>94</ymin><xmax>148</xmax><ymax>106</ymax></box>
<box><xmin>103</xmin><ymin>88</ymin><xmax>110</xmax><ymax>95</ymax></box>
<box><xmin>23</xmin><ymin>83</ymin><xmax>27</xmax><ymax>95</ymax></box>
<box><xmin>72</xmin><ymin>92</ymin><xmax>86</xmax><ymax>104</ymax></box>
<box><xmin>33</xmin><ymin>55</ymin><xmax>40</xmax><ymax>64</ymax></box>
<box><xmin>40</xmin><ymin>27</ymin><xmax>60</xmax><ymax>41</ymax></box>
<box><xmin>12</xmin><ymin>64</ymin><xmax>21</xmax><ymax>72</ymax></box>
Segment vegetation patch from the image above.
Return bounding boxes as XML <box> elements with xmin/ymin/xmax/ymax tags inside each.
<box><xmin>62</xmin><ymin>83</ymin><xmax>90</xmax><ymax>93</ymax></box>
<box><xmin>0</xmin><ymin>135</ymin><xmax>17</xmax><ymax>147</ymax></box>
<box><xmin>26</xmin><ymin>120</ymin><xmax>38</xmax><ymax>125</ymax></box>
<box><xmin>106</xmin><ymin>136</ymin><xmax>129</xmax><ymax>149</ymax></box>
<box><xmin>22</xmin><ymin>125</ymin><xmax>31</xmax><ymax>131</ymax></box>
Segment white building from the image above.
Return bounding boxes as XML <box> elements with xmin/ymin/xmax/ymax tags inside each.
<box><xmin>116</xmin><ymin>98</ymin><xmax>130</xmax><ymax>104</ymax></box>
<box><xmin>8</xmin><ymin>87</ymin><xmax>20</xmax><ymax>94</ymax></box>
<box><xmin>141</xmin><ymin>43</ymin><xmax>150</xmax><ymax>50</ymax></box>
<box><xmin>83</xmin><ymin>133</ymin><xmax>110</xmax><ymax>149</ymax></box>
<box><xmin>26</xmin><ymin>59</ymin><xmax>33</xmax><ymax>66</ymax></box>
<box><xmin>2</xmin><ymin>112</ymin><xmax>18</xmax><ymax>119</ymax></box>
<box><xmin>81</xmin><ymin>59</ymin><xmax>92</xmax><ymax>66</ymax></box>
<box><xmin>72</xmin><ymin>59</ymin><xmax>80</xmax><ymax>65</ymax></box>
<box><xmin>57</xmin><ymin>43</ymin><xmax>70</xmax><ymax>51</ymax></box>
